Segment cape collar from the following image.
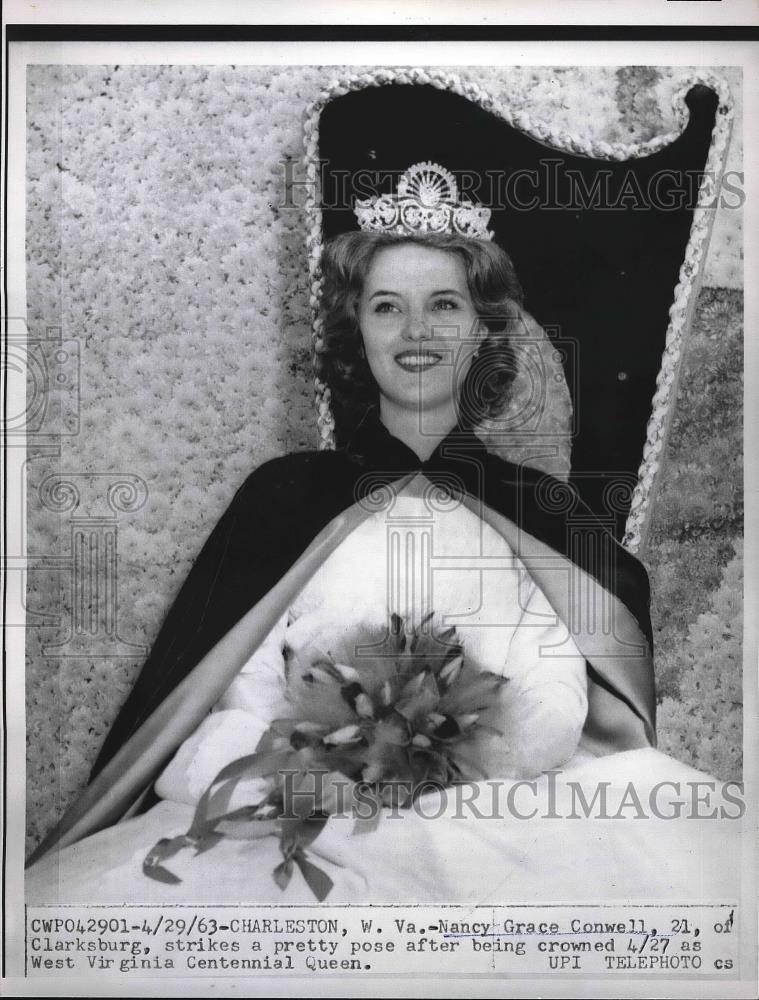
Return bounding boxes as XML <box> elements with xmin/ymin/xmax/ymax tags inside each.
<box><xmin>344</xmin><ymin>406</ymin><xmax>489</xmax><ymax>478</ymax></box>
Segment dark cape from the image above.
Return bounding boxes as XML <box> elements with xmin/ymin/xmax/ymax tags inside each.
<box><xmin>29</xmin><ymin>409</ymin><xmax>656</xmax><ymax>865</ymax></box>
<box><xmin>95</xmin><ymin>406</ymin><xmax>656</xmax><ymax>775</ymax></box>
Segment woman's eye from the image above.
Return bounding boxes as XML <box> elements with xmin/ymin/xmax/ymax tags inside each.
<box><xmin>433</xmin><ymin>299</ymin><xmax>458</xmax><ymax>311</ymax></box>
<box><xmin>374</xmin><ymin>302</ymin><xmax>398</xmax><ymax>314</ymax></box>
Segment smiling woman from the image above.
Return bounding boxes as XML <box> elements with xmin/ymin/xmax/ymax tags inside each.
<box><xmin>319</xmin><ymin>230</ymin><xmax>524</xmax><ymax>457</ymax></box>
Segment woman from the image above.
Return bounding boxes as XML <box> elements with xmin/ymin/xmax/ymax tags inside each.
<box><xmin>26</xmin><ymin>164</ymin><xmax>738</xmax><ymax>904</ymax></box>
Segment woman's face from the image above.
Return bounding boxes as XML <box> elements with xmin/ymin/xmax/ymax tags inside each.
<box><xmin>357</xmin><ymin>243</ymin><xmax>484</xmax><ymax>419</ymax></box>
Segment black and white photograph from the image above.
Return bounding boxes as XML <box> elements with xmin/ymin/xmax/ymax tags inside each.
<box><xmin>2</xmin><ymin>4</ymin><xmax>758</xmax><ymax>997</ymax></box>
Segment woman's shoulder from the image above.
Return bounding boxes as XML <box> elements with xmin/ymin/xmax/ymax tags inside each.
<box><xmin>477</xmin><ymin>448</ymin><xmax>569</xmax><ymax>509</ymax></box>
<box><xmin>229</xmin><ymin>447</ymin><xmax>358</xmax><ymax>511</ymax></box>
<box><xmin>478</xmin><ymin>451</ymin><xmax>651</xmax><ymax>579</ymax></box>
<box><xmin>240</xmin><ymin>446</ymin><xmax>351</xmax><ymax>482</ymax></box>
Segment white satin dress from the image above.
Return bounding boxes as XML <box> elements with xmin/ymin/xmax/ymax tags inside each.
<box><xmin>26</xmin><ymin>486</ymin><xmax>742</xmax><ymax>905</ymax></box>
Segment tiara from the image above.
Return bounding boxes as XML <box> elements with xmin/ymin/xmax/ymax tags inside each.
<box><xmin>354</xmin><ymin>161</ymin><xmax>494</xmax><ymax>240</ymax></box>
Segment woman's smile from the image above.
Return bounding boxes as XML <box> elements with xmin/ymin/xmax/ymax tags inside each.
<box><xmin>394</xmin><ymin>349</ymin><xmax>445</xmax><ymax>372</ymax></box>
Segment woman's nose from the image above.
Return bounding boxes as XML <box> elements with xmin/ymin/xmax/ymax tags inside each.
<box><xmin>403</xmin><ymin>312</ymin><xmax>430</xmax><ymax>341</ymax></box>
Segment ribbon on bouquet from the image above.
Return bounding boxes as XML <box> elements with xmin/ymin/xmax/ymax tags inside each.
<box><xmin>272</xmin><ymin>817</ymin><xmax>335</xmax><ymax>902</ymax></box>
<box><xmin>142</xmin><ymin>750</ymin><xmax>337</xmax><ymax>901</ymax></box>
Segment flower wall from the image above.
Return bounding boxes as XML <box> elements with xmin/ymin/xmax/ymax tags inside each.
<box><xmin>25</xmin><ymin>65</ymin><xmax>743</xmax><ymax>850</ymax></box>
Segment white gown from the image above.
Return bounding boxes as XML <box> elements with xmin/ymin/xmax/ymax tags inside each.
<box><xmin>26</xmin><ymin>488</ymin><xmax>742</xmax><ymax>905</ymax></box>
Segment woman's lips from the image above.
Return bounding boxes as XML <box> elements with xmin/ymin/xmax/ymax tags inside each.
<box><xmin>394</xmin><ymin>350</ymin><xmax>443</xmax><ymax>372</ymax></box>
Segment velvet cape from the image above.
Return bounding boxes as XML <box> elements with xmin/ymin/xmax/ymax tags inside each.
<box><xmin>28</xmin><ymin>409</ymin><xmax>656</xmax><ymax>864</ymax></box>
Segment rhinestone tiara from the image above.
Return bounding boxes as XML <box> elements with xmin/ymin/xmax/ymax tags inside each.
<box><xmin>353</xmin><ymin>161</ymin><xmax>494</xmax><ymax>240</ymax></box>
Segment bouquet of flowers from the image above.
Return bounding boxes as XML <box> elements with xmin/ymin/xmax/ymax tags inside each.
<box><xmin>144</xmin><ymin>612</ymin><xmax>508</xmax><ymax>900</ymax></box>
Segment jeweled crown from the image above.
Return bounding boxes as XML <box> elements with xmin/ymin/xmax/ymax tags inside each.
<box><xmin>354</xmin><ymin>161</ymin><xmax>494</xmax><ymax>240</ymax></box>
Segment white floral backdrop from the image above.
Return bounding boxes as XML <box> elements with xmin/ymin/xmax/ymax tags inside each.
<box><xmin>25</xmin><ymin>65</ymin><xmax>743</xmax><ymax>850</ymax></box>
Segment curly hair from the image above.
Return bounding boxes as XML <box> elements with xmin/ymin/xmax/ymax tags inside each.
<box><xmin>317</xmin><ymin>230</ymin><xmax>524</xmax><ymax>444</ymax></box>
